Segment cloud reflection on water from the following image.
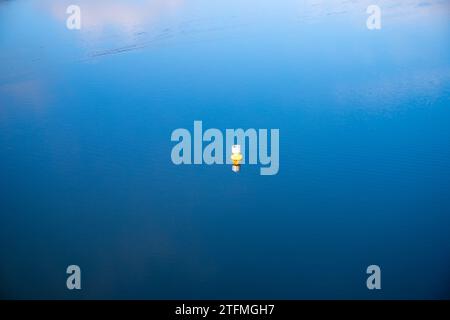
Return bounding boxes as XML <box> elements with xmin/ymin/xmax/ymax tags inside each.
<box><xmin>46</xmin><ymin>0</ymin><xmax>184</xmax><ymax>34</ymax></box>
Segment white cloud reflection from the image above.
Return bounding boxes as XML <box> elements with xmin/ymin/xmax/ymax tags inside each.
<box><xmin>44</xmin><ymin>0</ymin><xmax>184</xmax><ymax>34</ymax></box>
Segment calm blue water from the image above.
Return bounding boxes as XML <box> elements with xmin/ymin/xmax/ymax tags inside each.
<box><xmin>0</xmin><ymin>0</ymin><xmax>450</xmax><ymax>299</ymax></box>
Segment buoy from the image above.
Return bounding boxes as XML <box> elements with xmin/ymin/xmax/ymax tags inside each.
<box><xmin>231</xmin><ymin>144</ymin><xmax>243</xmax><ymax>172</ymax></box>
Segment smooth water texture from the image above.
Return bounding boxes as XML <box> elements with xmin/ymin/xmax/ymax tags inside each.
<box><xmin>0</xmin><ymin>0</ymin><xmax>450</xmax><ymax>299</ymax></box>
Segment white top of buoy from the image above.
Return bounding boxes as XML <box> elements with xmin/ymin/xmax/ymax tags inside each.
<box><xmin>232</xmin><ymin>144</ymin><xmax>241</xmax><ymax>154</ymax></box>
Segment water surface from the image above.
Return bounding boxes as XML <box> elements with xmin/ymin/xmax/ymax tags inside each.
<box><xmin>0</xmin><ymin>0</ymin><xmax>450</xmax><ymax>299</ymax></box>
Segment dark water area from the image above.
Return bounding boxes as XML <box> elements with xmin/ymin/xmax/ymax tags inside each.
<box><xmin>0</xmin><ymin>0</ymin><xmax>449</xmax><ymax>299</ymax></box>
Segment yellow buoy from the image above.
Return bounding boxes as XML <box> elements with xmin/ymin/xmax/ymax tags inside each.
<box><xmin>231</xmin><ymin>145</ymin><xmax>243</xmax><ymax>172</ymax></box>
